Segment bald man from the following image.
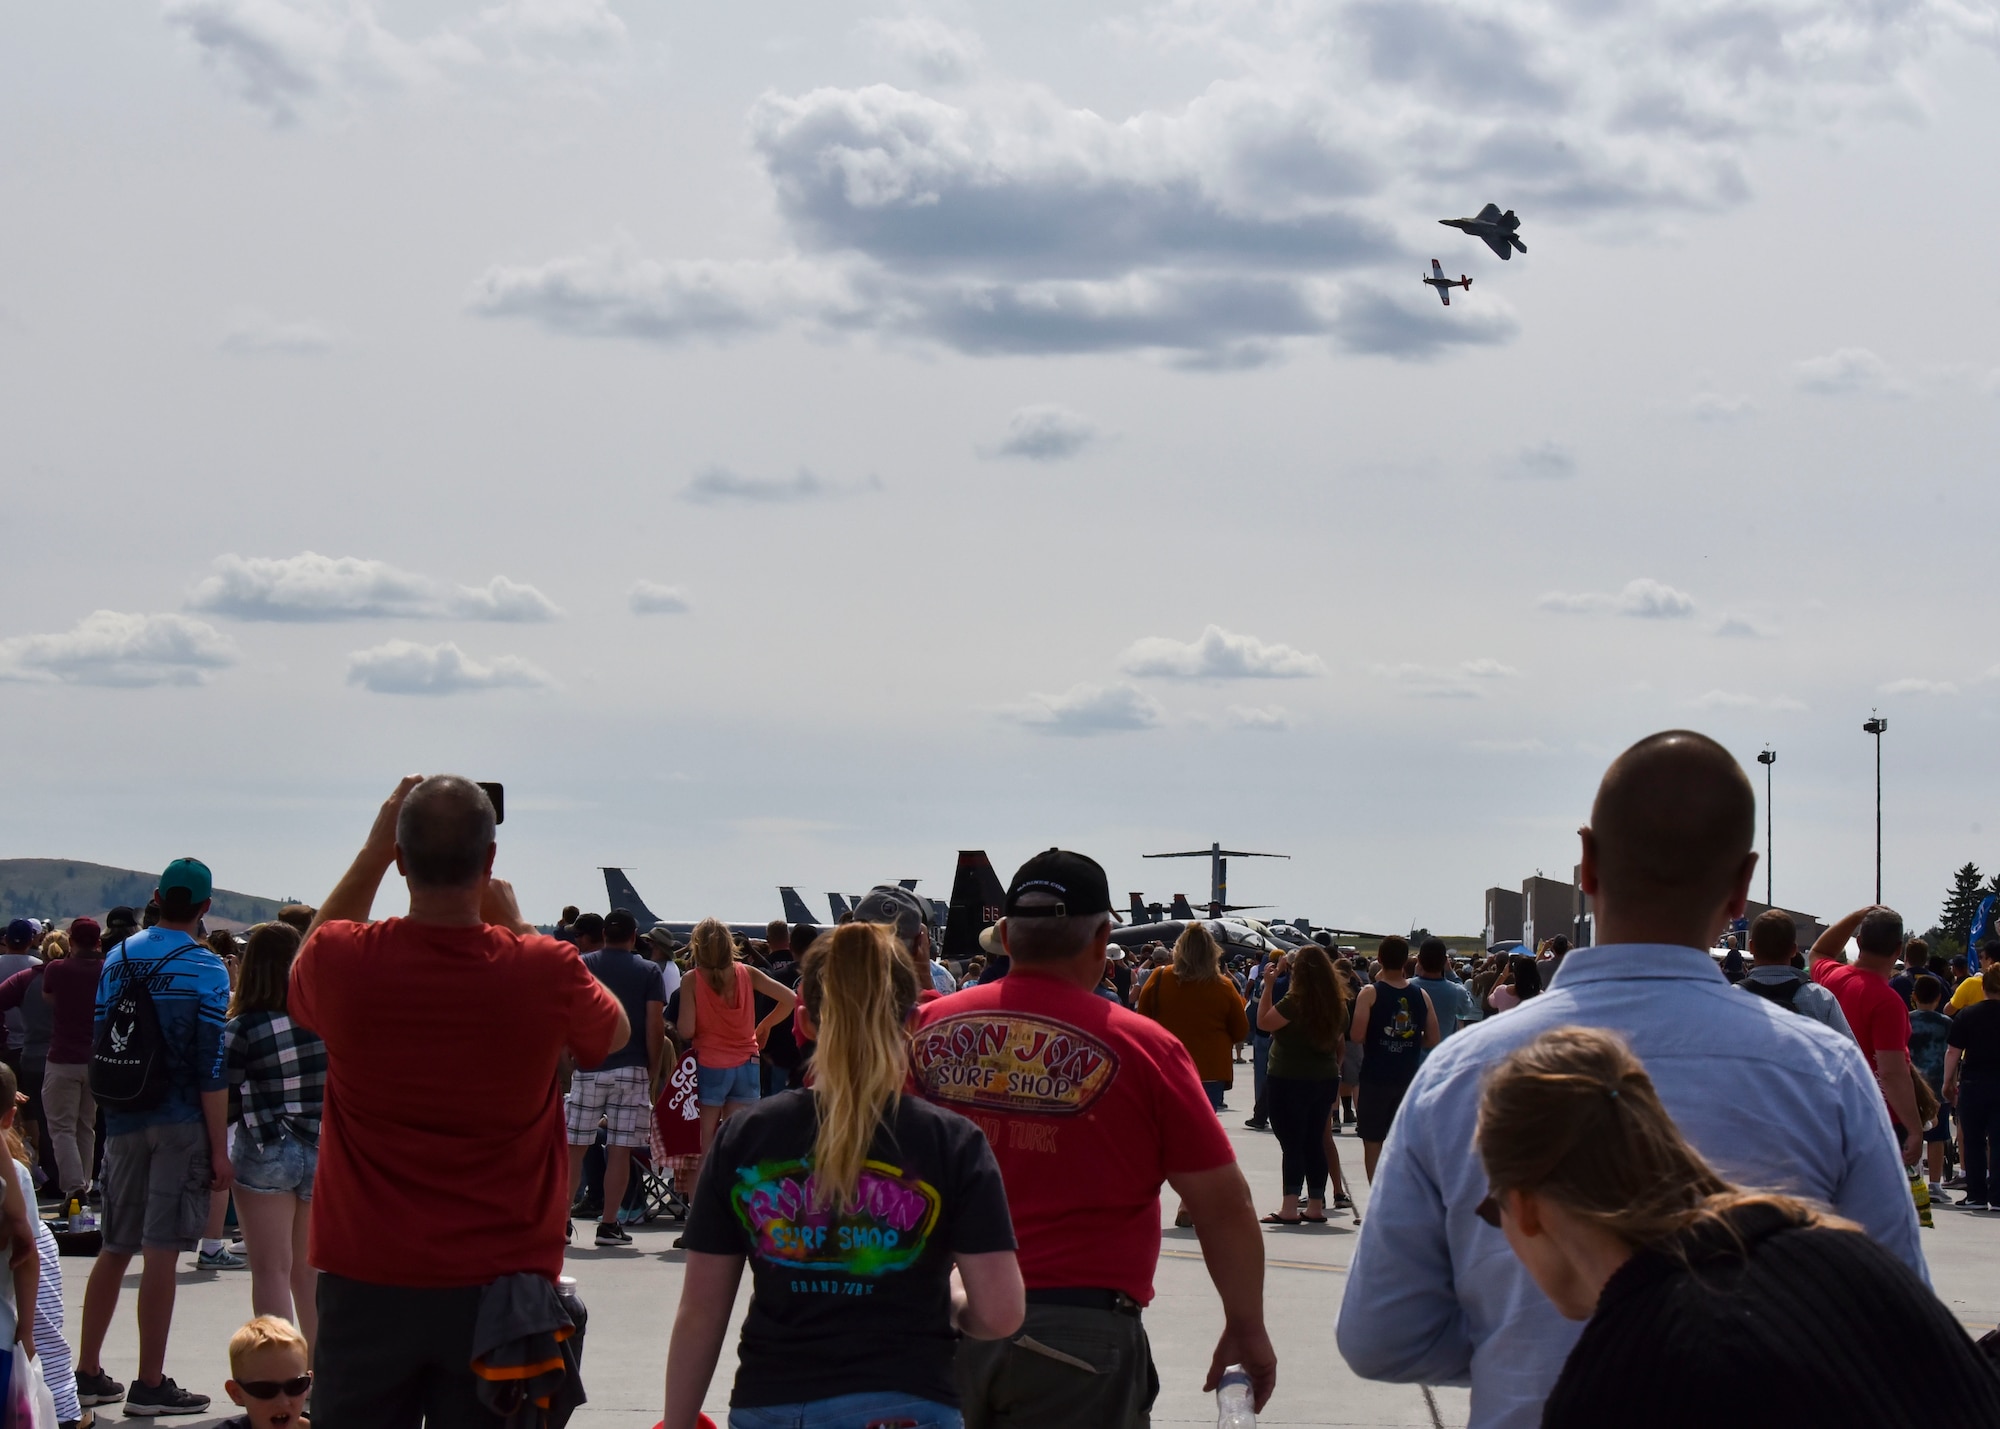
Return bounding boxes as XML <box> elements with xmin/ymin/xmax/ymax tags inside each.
<box><xmin>1336</xmin><ymin>731</ymin><xmax>1923</xmax><ymax>1429</ymax></box>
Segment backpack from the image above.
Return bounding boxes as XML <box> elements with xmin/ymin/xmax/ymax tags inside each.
<box><xmin>90</xmin><ymin>938</ymin><xmax>195</xmax><ymax>1111</ymax></box>
<box><xmin>1742</xmin><ymin>975</ymin><xmax>1805</xmax><ymax>1013</ymax></box>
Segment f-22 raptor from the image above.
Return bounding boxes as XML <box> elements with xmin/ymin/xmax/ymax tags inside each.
<box><xmin>1439</xmin><ymin>203</ymin><xmax>1527</xmax><ymax>260</ymax></box>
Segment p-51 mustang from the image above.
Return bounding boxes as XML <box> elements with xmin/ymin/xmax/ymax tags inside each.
<box><xmin>1423</xmin><ymin>259</ymin><xmax>1471</xmax><ymax>305</ymax></box>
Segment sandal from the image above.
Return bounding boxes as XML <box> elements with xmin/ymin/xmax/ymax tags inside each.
<box><xmin>1260</xmin><ymin>1212</ymin><xmax>1302</xmax><ymax>1225</ymax></box>
<box><xmin>1300</xmin><ymin>1213</ymin><xmax>1328</xmax><ymax>1223</ymax></box>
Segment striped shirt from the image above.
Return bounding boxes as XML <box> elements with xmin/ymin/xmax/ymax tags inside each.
<box><xmin>225</xmin><ymin>1010</ymin><xmax>326</xmax><ymax>1148</ymax></box>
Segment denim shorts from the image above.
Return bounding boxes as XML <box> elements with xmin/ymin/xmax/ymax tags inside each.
<box><xmin>231</xmin><ymin>1124</ymin><xmax>319</xmax><ymax>1202</ymax></box>
<box><xmin>728</xmin><ymin>1391</ymin><xmax>962</xmax><ymax>1428</ymax></box>
<box><xmin>697</xmin><ymin>1060</ymin><xmax>762</xmax><ymax>1108</ymax></box>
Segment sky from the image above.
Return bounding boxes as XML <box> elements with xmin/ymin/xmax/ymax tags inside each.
<box><xmin>4</xmin><ymin>0</ymin><xmax>2000</xmax><ymax>934</ymax></box>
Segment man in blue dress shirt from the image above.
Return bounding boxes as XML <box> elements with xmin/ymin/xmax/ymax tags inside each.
<box><xmin>1336</xmin><ymin>730</ymin><xmax>1924</xmax><ymax>1429</ymax></box>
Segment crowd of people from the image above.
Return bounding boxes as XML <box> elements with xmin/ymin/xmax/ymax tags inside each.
<box><xmin>0</xmin><ymin>732</ymin><xmax>1994</xmax><ymax>1426</ymax></box>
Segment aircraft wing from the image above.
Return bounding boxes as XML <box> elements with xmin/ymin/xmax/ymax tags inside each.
<box><xmin>1482</xmin><ymin>232</ymin><xmax>1513</xmax><ymax>261</ymax></box>
<box><xmin>1476</xmin><ymin>202</ymin><xmax>1502</xmax><ymax>222</ymax></box>
<box><xmin>1431</xmin><ymin>259</ymin><xmax>1445</xmax><ymax>278</ymax></box>
<box><xmin>1436</xmin><ymin>284</ymin><xmax>1450</xmax><ymax>305</ymax></box>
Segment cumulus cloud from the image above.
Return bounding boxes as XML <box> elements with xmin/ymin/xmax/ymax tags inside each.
<box><xmin>162</xmin><ymin>0</ymin><xmax>629</xmax><ymax>126</ymax></box>
<box><xmin>345</xmin><ymin>640</ymin><xmax>554</xmax><ymax>695</ymax></box>
<box><xmin>0</xmin><ymin>611</ymin><xmax>239</xmax><ymax>687</ymax></box>
<box><xmin>1120</xmin><ymin>625</ymin><xmax>1327</xmax><ymax>680</ymax></box>
<box><xmin>1537</xmin><ymin>578</ymin><xmax>1696</xmax><ymax>619</ymax></box>
<box><xmin>1715</xmin><ymin>614</ymin><xmax>1774</xmax><ymax>638</ymax></box>
<box><xmin>1688</xmin><ymin>391</ymin><xmax>1755</xmax><ymax>422</ymax></box>
<box><xmin>218</xmin><ymin>311</ymin><xmax>334</xmax><ymax>355</ymax></box>
<box><xmin>1373</xmin><ymin>658</ymin><xmax>1518</xmax><ymax>698</ymax></box>
<box><xmin>1227</xmin><ymin>705</ymin><xmax>1292</xmax><ymax>731</ymax></box>
<box><xmin>1497</xmin><ymin>439</ymin><xmax>1575</xmax><ymax>480</ymax></box>
<box><xmin>856</xmin><ymin>15</ymin><xmax>983</xmax><ymax>84</ymax></box>
<box><xmin>1003</xmin><ymin>682</ymin><xmax>1164</xmax><ymax>735</ymax></box>
<box><xmin>188</xmin><ymin>553</ymin><xmax>560</xmax><ymax>622</ymax></box>
<box><xmin>1879</xmin><ymin>677</ymin><xmax>1958</xmax><ymax>696</ymax></box>
<box><xmin>1688</xmin><ymin>689</ymin><xmax>1807</xmax><ymax>712</ymax></box>
<box><xmin>629</xmin><ymin>581</ymin><xmax>692</xmax><ymax>615</ymax></box>
<box><xmin>679</xmin><ymin>466</ymin><xmax>879</xmax><ymax>505</ymax></box>
<box><xmin>1795</xmin><ymin>347</ymin><xmax>1914</xmax><ymax>399</ymax></box>
<box><xmin>980</xmin><ymin>405</ymin><xmax>1102</xmax><ymax>461</ymax></box>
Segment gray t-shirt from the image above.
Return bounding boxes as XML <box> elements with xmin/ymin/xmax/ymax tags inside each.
<box><xmin>0</xmin><ymin>953</ymin><xmax>38</xmax><ymax>1050</ymax></box>
<box><xmin>1738</xmin><ymin>965</ymin><xmax>1852</xmax><ymax>1036</ymax></box>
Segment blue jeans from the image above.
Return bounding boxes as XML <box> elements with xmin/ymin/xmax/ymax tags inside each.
<box><xmin>697</xmin><ymin>1060</ymin><xmax>762</xmax><ymax>1107</ymax></box>
<box><xmin>728</xmin><ymin>1390</ymin><xmax>963</xmax><ymax>1428</ymax></box>
<box><xmin>231</xmin><ymin>1123</ymin><xmax>318</xmax><ymax>1201</ymax></box>
<box><xmin>1251</xmin><ymin>1033</ymin><xmax>1271</xmax><ymax>1118</ymax></box>
<box><xmin>1201</xmin><ymin>1079</ymin><xmax>1227</xmax><ymax>1111</ymax></box>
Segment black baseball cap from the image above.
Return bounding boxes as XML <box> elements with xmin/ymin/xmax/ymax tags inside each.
<box><xmin>106</xmin><ymin>906</ymin><xmax>139</xmax><ymax>930</ymax></box>
<box><xmin>849</xmin><ymin>886</ymin><xmax>930</xmax><ymax>949</ymax></box>
<box><xmin>1005</xmin><ymin>849</ymin><xmax>1113</xmax><ymax>919</ymax></box>
<box><xmin>604</xmin><ymin>908</ymin><xmax>638</xmax><ymax>941</ymax></box>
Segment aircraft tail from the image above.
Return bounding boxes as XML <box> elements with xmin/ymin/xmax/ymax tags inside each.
<box><xmin>779</xmin><ymin>886</ymin><xmax>816</xmax><ymax>925</ymax></box>
<box><xmin>827</xmin><ymin>893</ymin><xmax>851</xmax><ymax>922</ymax></box>
<box><xmin>943</xmin><ymin>850</ymin><xmax>1007</xmax><ymax>963</ymax></box>
<box><xmin>601</xmin><ymin>868</ymin><xmax>664</xmax><ymax>930</ymax></box>
<box><xmin>1129</xmin><ymin>892</ymin><xmax>1147</xmax><ymax>924</ymax></box>
<box><xmin>1170</xmin><ymin>893</ymin><xmax>1196</xmax><ymax>921</ymax></box>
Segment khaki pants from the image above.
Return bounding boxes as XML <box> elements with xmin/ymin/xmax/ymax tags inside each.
<box><xmin>40</xmin><ymin>1062</ymin><xmax>96</xmax><ymax>1198</ymax></box>
<box><xmin>956</xmin><ymin>1303</ymin><xmax>1157</xmax><ymax>1429</ymax></box>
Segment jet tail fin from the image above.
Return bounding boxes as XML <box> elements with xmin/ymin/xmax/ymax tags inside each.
<box><xmin>780</xmin><ymin>886</ymin><xmax>816</xmax><ymax>925</ymax></box>
<box><xmin>1170</xmin><ymin>893</ymin><xmax>1196</xmax><ymax>921</ymax></box>
<box><xmin>943</xmin><ymin>850</ymin><xmax>1007</xmax><ymax>962</ymax></box>
<box><xmin>827</xmin><ymin>893</ymin><xmax>851</xmax><ymax>922</ymax></box>
<box><xmin>601</xmin><ymin>868</ymin><xmax>664</xmax><ymax>930</ymax></box>
<box><xmin>1130</xmin><ymin>892</ymin><xmax>1148</xmax><ymax>925</ymax></box>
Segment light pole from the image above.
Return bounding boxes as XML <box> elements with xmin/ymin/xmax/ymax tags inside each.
<box><xmin>1863</xmin><ymin>715</ymin><xmax>1888</xmax><ymax>903</ymax></box>
<box><xmin>1756</xmin><ymin>747</ymin><xmax>1775</xmax><ymax>908</ymax></box>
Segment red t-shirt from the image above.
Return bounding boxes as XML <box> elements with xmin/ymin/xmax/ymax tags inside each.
<box><xmin>292</xmin><ymin>917</ymin><xmax>623</xmax><ymax>1288</ymax></box>
<box><xmin>1812</xmin><ymin>959</ymin><xmax>1911</xmax><ymax>1103</ymax></box>
<box><xmin>911</xmin><ymin>970</ymin><xmax>1234</xmax><ymax>1305</ymax></box>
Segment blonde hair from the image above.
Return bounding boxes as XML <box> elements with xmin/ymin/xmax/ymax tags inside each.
<box><xmin>690</xmin><ymin>917</ymin><xmax>739</xmax><ymax>997</ymax></box>
<box><xmin>1172</xmin><ymin>922</ymin><xmax>1222</xmax><ymax>983</ymax></box>
<box><xmin>229</xmin><ymin>1315</ymin><xmax>307</xmax><ymax>1376</ymax></box>
<box><xmin>1477</xmin><ymin>1026</ymin><xmax>1844</xmax><ymax>1253</ymax></box>
<box><xmin>797</xmin><ymin>923</ymin><xmax>918</xmax><ymax>1214</ymax></box>
<box><xmin>39</xmin><ymin>931</ymin><xmax>69</xmax><ymax>961</ymax></box>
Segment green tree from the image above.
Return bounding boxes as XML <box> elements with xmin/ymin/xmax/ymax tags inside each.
<box><xmin>1939</xmin><ymin>862</ymin><xmax>1986</xmax><ymax>947</ymax></box>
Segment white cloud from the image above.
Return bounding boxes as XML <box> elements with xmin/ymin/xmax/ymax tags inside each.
<box><xmin>1120</xmin><ymin>625</ymin><xmax>1327</xmax><ymax>679</ymax></box>
<box><xmin>629</xmin><ymin>581</ymin><xmax>692</xmax><ymax>615</ymax></box>
<box><xmin>1715</xmin><ymin>615</ymin><xmax>1774</xmax><ymax>639</ymax></box>
<box><xmin>1879</xmin><ymin>678</ymin><xmax>1959</xmax><ymax>696</ymax></box>
<box><xmin>1373</xmin><ymin>658</ymin><xmax>1518</xmax><ymax>699</ymax></box>
<box><xmin>1688</xmin><ymin>690</ymin><xmax>1807</xmax><ymax>712</ymax></box>
<box><xmin>218</xmin><ymin>311</ymin><xmax>334</xmax><ymax>355</ymax></box>
<box><xmin>345</xmin><ymin>640</ymin><xmax>554</xmax><ymax>695</ymax></box>
<box><xmin>1226</xmin><ymin>705</ymin><xmax>1292</xmax><ymax>731</ymax></box>
<box><xmin>678</xmin><ymin>467</ymin><xmax>880</xmax><ymax>505</ymax></box>
<box><xmin>856</xmin><ymin>15</ymin><xmax>983</xmax><ymax>84</ymax></box>
<box><xmin>979</xmin><ymin>405</ymin><xmax>1102</xmax><ymax>462</ymax></box>
<box><xmin>1688</xmin><ymin>391</ymin><xmax>1755</xmax><ymax>422</ymax></box>
<box><xmin>188</xmin><ymin>553</ymin><xmax>561</xmax><ymax>622</ymax></box>
<box><xmin>1538</xmin><ymin>578</ymin><xmax>1696</xmax><ymax>619</ymax></box>
<box><xmin>0</xmin><ymin>611</ymin><xmax>239</xmax><ymax>687</ymax></box>
<box><xmin>1795</xmin><ymin>347</ymin><xmax>1914</xmax><ymax>399</ymax></box>
<box><xmin>1003</xmin><ymin>682</ymin><xmax>1164</xmax><ymax>735</ymax></box>
<box><xmin>1497</xmin><ymin>439</ymin><xmax>1575</xmax><ymax>480</ymax></box>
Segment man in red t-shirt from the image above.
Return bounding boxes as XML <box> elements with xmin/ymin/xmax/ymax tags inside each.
<box><xmin>292</xmin><ymin>776</ymin><xmax>626</xmax><ymax>1428</ymax></box>
<box><xmin>912</xmin><ymin>850</ymin><xmax>1275</xmax><ymax>1428</ymax></box>
<box><xmin>1810</xmin><ymin>904</ymin><xmax>1924</xmax><ymax>1164</ymax></box>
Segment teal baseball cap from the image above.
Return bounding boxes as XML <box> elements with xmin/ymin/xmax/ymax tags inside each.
<box><xmin>159</xmin><ymin>857</ymin><xmax>213</xmax><ymax>904</ymax></box>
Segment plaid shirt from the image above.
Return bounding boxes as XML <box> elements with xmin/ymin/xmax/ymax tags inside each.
<box><xmin>224</xmin><ymin>1010</ymin><xmax>326</xmax><ymax>1149</ymax></box>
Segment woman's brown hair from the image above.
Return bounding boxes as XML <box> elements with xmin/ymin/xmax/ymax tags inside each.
<box><xmin>227</xmin><ymin>922</ymin><xmax>300</xmax><ymax>1021</ymax></box>
<box><xmin>690</xmin><ymin>917</ymin><xmax>740</xmax><ymax>997</ymax></box>
<box><xmin>1476</xmin><ymin>1026</ymin><xmax>1843</xmax><ymax>1251</ymax></box>
<box><xmin>796</xmin><ymin>922</ymin><xmax>920</xmax><ymax>1213</ymax></box>
<box><xmin>1284</xmin><ymin>945</ymin><xmax>1347</xmax><ymax>1052</ymax></box>
<box><xmin>1172</xmin><ymin>922</ymin><xmax>1222</xmax><ymax>983</ymax></box>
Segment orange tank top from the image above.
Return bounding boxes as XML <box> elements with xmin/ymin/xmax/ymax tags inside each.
<box><xmin>692</xmin><ymin>963</ymin><xmax>758</xmax><ymax>1068</ymax></box>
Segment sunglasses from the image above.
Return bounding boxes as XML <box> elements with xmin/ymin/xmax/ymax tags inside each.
<box><xmin>239</xmin><ymin>1373</ymin><xmax>312</xmax><ymax>1399</ymax></box>
<box><xmin>1475</xmin><ymin>1194</ymin><xmax>1504</xmax><ymax>1229</ymax></box>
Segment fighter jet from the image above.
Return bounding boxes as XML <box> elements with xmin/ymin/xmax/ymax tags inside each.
<box><xmin>1439</xmin><ymin>203</ymin><xmax>1527</xmax><ymax>260</ymax></box>
<box><xmin>1423</xmin><ymin>259</ymin><xmax>1471</xmax><ymax>305</ymax></box>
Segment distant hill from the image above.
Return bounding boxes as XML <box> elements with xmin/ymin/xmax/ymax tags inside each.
<box><xmin>0</xmin><ymin>859</ymin><xmax>288</xmax><ymax>929</ymax></box>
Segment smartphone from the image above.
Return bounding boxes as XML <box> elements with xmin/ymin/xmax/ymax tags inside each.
<box><xmin>478</xmin><ymin>781</ymin><xmax>505</xmax><ymax>825</ymax></box>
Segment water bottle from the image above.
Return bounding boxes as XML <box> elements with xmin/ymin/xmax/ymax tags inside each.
<box><xmin>1216</xmin><ymin>1364</ymin><xmax>1255</xmax><ymax>1427</ymax></box>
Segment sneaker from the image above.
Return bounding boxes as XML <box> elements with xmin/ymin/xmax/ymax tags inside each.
<box><xmin>122</xmin><ymin>1377</ymin><xmax>210</xmax><ymax>1417</ymax></box>
<box><xmin>1243</xmin><ymin>1119</ymin><xmax>1268</xmax><ymax>1130</ymax></box>
<box><xmin>1333</xmin><ymin>1190</ymin><xmax>1354</xmax><ymax>1210</ymax></box>
<box><xmin>595</xmin><ymin>1222</ymin><xmax>633</xmax><ymax>1247</ymax></box>
<box><xmin>1955</xmin><ymin>1195</ymin><xmax>1990</xmax><ymax>1210</ymax></box>
<box><xmin>563</xmin><ymin>1220</ymin><xmax>573</xmax><ymax>1245</ymax></box>
<box><xmin>73</xmin><ymin>1368</ymin><xmax>124</xmax><ymax>1407</ymax></box>
<box><xmin>1943</xmin><ymin>1174</ymin><xmax>1967</xmax><ymax>1190</ymax></box>
<box><xmin>195</xmin><ymin>1246</ymin><xmax>246</xmax><ymax>1270</ymax></box>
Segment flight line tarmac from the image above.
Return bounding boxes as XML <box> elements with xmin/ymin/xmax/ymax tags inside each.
<box><xmin>70</xmin><ymin>1114</ymin><xmax>2000</xmax><ymax>1427</ymax></box>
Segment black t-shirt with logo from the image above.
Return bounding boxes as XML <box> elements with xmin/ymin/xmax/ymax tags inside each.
<box><xmin>683</xmin><ymin>1087</ymin><xmax>1015</xmax><ymax>1408</ymax></box>
<box><xmin>1948</xmin><ymin>998</ymin><xmax>2000</xmax><ymax>1082</ymax></box>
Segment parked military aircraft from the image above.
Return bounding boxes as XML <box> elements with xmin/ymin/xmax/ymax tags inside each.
<box><xmin>1423</xmin><ymin>259</ymin><xmax>1471</xmax><ymax>305</ymax></box>
<box><xmin>1439</xmin><ymin>203</ymin><xmax>1526</xmax><ymax>260</ymax></box>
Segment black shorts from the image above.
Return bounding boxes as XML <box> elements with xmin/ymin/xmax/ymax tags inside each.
<box><xmin>1355</xmin><ymin>1080</ymin><xmax>1413</xmax><ymax>1143</ymax></box>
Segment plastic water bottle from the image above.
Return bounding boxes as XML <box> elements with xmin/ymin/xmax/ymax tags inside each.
<box><xmin>1216</xmin><ymin>1364</ymin><xmax>1255</xmax><ymax>1427</ymax></box>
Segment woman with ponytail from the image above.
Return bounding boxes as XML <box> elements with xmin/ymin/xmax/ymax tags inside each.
<box><xmin>665</xmin><ymin>921</ymin><xmax>1024</xmax><ymax>1429</ymax></box>
<box><xmin>1477</xmin><ymin>1026</ymin><xmax>2000</xmax><ymax>1428</ymax></box>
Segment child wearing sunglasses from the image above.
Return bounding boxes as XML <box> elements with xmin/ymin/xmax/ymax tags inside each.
<box><xmin>221</xmin><ymin>1316</ymin><xmax>310</xmax><ymax>1429</ymax></box>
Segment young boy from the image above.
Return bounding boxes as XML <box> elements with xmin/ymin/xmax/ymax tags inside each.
<box><xmin>221</xmin><ymin>1317</ymin><xmax>310</xmax><ymax>1429</ymax></box>
<box><xmin>1909</xmin><ymin>974</ymin><xmax>1955</xmax><ymax>1195</ymax></box>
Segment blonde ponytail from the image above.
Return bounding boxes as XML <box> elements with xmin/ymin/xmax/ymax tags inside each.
<box><xmin>798</xmin><ymin>922</ymin><xmax>920</xmax><ymax>1213</ymax></box>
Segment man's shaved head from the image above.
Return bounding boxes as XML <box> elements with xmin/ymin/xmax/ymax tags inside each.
<box><xmin>396</xmin><ymin>774</ymin><xmax>497</xmax><ymax>889</ymax></box>
<box><xmin>1589</xmin><ymin>731</ymin><xmax>1755</xmax><ymax>922</ymax></box>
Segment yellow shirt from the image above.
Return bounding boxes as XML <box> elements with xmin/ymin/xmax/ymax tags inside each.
<box><xmin>1949</xmin><ymin>975</ymin><xmax>1985</xmax><ymax>1012</ymax></box>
